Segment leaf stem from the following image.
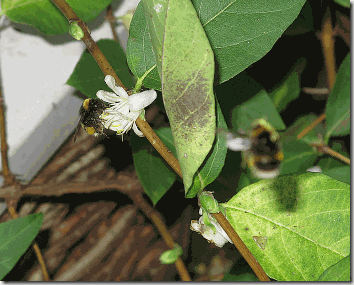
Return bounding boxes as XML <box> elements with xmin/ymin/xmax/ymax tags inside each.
<box><xmin>312</xmin><ymin>144</ymin><xmax>350</xmax><ymax>165</ymax></box>
<box><xmin>212</xmin><ymin>212</ymin><xmax>270</xmax><ymax>281</ymax></box>
<box><xmin>134</xmin><ymin>65</ymin><xmax>157</xmax><ymax>93</ymax></box>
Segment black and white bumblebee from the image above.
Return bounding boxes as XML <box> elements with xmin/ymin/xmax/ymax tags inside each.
<box><xmin>225</xmin><ymin>119</ymin><xmax>283</xmax><ymax>179</ymax></box>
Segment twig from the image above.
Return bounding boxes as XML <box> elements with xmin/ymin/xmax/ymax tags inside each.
<box><xmin>50</xmin><ymin>0</ymin><xmax>180</xmax><ymax>178</ymax></box>
<box><xmin>106</xmin><ymin>5</ymin><xmax>119</xmax><ymax>43</ymax></box>
<box><xmin>1</xmin><ymin>50</ymin><xmax>50</xmax><ymax>280</ymax></box>
<box><xmin>212</xmin><ymin>212</ymin><xmax>270</xmax><ymax>281</ymax></box>
<box><xmin>299</xmin><ymin>8</ymin><xmax>337</xmax><ymax>142</ymax></box>
<box><xmin>302</xmin><ymin>87</ymin><xmax>329</xmax><ymax>95</ymax></box>
<box><xmin>0</xmin><ymin>67</ymin><xmax>17</xmax><ymax>185</ymax></box>
<box><xmin>136</xmin><ymin>118</ymin><xmax>183</xmax><ymax>177</ymax></box>
<box><xmin>319</xmin><ymin>7</ymin><xmax>336</xmax><ymax>91</ymax></box>
<box><xmin>296</xmin><ymin>113</ymin><xmax>326</xmax><ymax>140</ymax></box>
<box><xmin>312</xmin><ymin>144</ymin><xmax>350</xmax><ymax>165</ymax></box>
<box><xmin>8</xmin><ymin>205</ymin><xmax>50</xmax><ymax>281</ymax></box>
<box><xmin>50</xmin><ymin>0</ymin><xmax>125</xmax><ymax>90</ymax></box>
<box><xmin>131</xmin><ymin>193</ymin><xmax>191</xmax><ymax>281</ymax></box>
<box><xmin>49</xmin><ymin>0</ymin><xmax>269</xmax><ymax>281</ymax></box>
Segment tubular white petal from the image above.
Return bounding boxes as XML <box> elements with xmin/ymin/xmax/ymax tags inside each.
<box><xmin>104</xmin><ymin>75</ymin><xmax>129</xmax><ymax>98</ymax></box>
<box><xmin>127</xmin><ymin>110</ymin><xmax>142</xmax><ymax>120</ymax></box>
<box><xmin>96</xmin><ymin>90</ymin><xmax>123</xmax><ymax>103</ymax></box>
<box><xmin>128</xmin><ymin>90</ymin><xmax>157</xmax><ymax>111</ymax></box>
<box><xmin>133</xmin><ymin>123</ymin><xmax>144</xmax><ymax>137</ymax></box>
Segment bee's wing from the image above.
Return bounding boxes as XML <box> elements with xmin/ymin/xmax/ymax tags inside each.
<box><xmin>217</xmin><ymin>128</ymin><xmax>251</xmax><ymax>152</ymax></box>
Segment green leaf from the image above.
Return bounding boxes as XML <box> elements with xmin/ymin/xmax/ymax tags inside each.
<box><xmin>317</xmin><ymin>254</ymin><xmax>350</xmax><ymax>281</ymax></box>
<box><xmin>194</xmin><ymin>0</ymin><xmax>307</xmax><ymax>83</ymax></box>
<box><xmin>154</xmin><ymin>127</ymin><xmax>178</xmax><ymax>157</ymax></box>
<box><xmin>333</xmin><ymin>0</ymin><xmax>350</xmax><ymax>8</ymax></box>
<box><xmin>159</xmin><ymin>244</ymin><xmax>183</xmax><ymax>265</ymax></box>
<box><xmin>127</xmin><ymin>0</ymin><xmax>307</xmax><ymax>86</ymax></box>
<box><xmin>284</xmin><ymin>2</ymin><xmax>314</xmax><ymax>35</ymax></box>
<box><xmin>67</xmin><ymin>39</ymin><xmax>135</xmax><ymax>99</ymax></box>
<box><xmin>131</xmin><ymin>128</ymin><xmax>177</xmax><ymax>205</ymax></box>
<box><xmin>0</xmin><ymin>0</ymin><xmax>111</xmax><ymax>35</ymax></box>
<box><xmin>223</xmin><ymin>173</ymin><xmax>350</xmax><ymax>281</ymax></box>
<box><xmin>231</xmin><ymin>90</ymin><xmax>286</xmax><ymax>133</ymax></box>
<box><xmin>222</xmin><ymin>273</ymin><xmax>259</xmax><ymax>281</ymax></box>
<box><xmin>280</xmin><ymin>140</ymin><xmax>319</xmax><ymax>175</ymax></box>
<box><xmin>126</xmin><ymin>2</ymin><xmax>161</xmax><ymax>91</ymax></box>
<box><xmin>269</xmin><ymin>59</ymin><xmax>306</xmax><ymax>112</ymax></box>
<box><xmin>325</xmin><ymin>54</ymin><xmax>350</xmax><ymax>140</ymax></box>
<box><xmin>186</xmin><ymin>102</ymin><xmax>227</xmax><ymax>198</ymax></box>
<box><xmin>0</xmin><ymin>213</ymin><xmax>43</xmax><ymax>280</ymax></box>
<box><xmin>148</xmin><ymin>0</ymin><xmax>216</xmax><ymax>192</ymax></box>
<box><xmin>322</xmin><ymin>166</ymin><xmax>350</xmax><ymax>185</ymax></box>
<box><xmin>142</xmin><ymin>0</ymin><xmax>168</xmax><ymax>80</ymax></box>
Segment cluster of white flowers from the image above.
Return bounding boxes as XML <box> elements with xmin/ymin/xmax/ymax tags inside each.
<box><xmin>96</xmin><ymin>75</ymin><xmax>157</xmax><ymax>137</ymax></box>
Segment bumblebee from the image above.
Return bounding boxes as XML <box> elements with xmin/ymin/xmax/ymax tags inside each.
<box><xmin>225</xmin><ymin>119</ymin><xmax>283</xmax><ymax>179</ymax></box>
<box><xmin>74</xmin><ymin>98</ymin><xmax>108</xmax><ymax>141</ymax></box>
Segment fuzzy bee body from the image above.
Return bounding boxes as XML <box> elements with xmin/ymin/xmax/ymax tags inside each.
<box><xmin>74</xmin><ymin>98</ymin><xmax>108</xmax><ymax>141</ymax></box>
<box><xmin>225</xmin><ymin>119</ymin><xmax>283</xmax><ymax>179</ymax></box>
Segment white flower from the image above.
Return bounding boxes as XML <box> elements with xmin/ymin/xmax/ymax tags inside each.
<box><xmin>96</xmin><ymin>75</ymin><xmax>157</xmax><ymax>137</ymax></box>
<box><xmin>190</xmin><ymin>208</ymin><xmax>233</xmax><ymax>248</ymax></box>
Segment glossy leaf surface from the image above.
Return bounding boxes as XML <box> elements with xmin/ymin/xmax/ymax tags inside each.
<box><xmin>325</xmin><ymin>54</ymin><xmax>350</xmax><ymax>139</ymax></box>
<box><xmin>231</xmin><ymin>90</ymin><xmax>286</xmax><ymax>133</ymax></box>
<box><xmin>127</xmin><ymin>0</ymin><xmax>307</xmax><ymax>85</ymax></box>
<box><xmin>126</xmin><ymin>2</ymin><xmax>161</xmax><ymax>91</ymax></box>
<box><xmin>186</xmin><ymin>102</ymin><xmax>228</xmax><ymax>198</ymax></box>
<box><xmin>131</xmin><ymin>128</ymin><xmax>177</xmax><ymax>205</ymax></box>
<box><xmin>0</xmin><ymin>213</ymin><xmax>43</xmax><ymax>280</ymax></box>
<box><xmin>224</xmin><ymin>173</ymin><xmax>350</xmax><ymax>281</ymax></box>
<box><xmin>317</xmin><ymin>255</ymin><xmax>350</xmax><ymax>281</ymax></box>
<box><xmin>145</xmin><ymin>0</ymin><xmax>216</xmax><ymax>192</ymax></box>
<box><xmin>269</xmin><ymin>59</ymin><xmax>305</xmax><ymax>112</ymax></box>
<box><xmin>1</xmin><ymin>0</ymin><xmax>111</xmax><ymax>35</ymax></box>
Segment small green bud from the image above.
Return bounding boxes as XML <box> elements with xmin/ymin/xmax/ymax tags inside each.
<box><xmin>69</xmin><ymin>21</ymin><xmax>84</xmax><ymax>40</ymax></box>
<box><xmin>159</xmin><ymin>244</ymin><xmax>183</xmax><ymax>264</ymax></box>
<box><xmin>202</xmin><ymin>209</ymin><xmax>217</xmax><ymax>234</ymax></box>
<box><xmin>199</xmin><ymin>191</ymin><xmax>220</xmax><ymax>213</ymax></box>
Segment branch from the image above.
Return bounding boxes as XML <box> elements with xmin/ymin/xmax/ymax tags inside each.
<box><xmin>49</xmin><ymin>0</ymin><xmax>269</xmax><ymax>281</ymax></box>
<box><xmin>0</xmin><ymin>66</ymin><xmax>17</xmax><ymax>185</ymax></box>
<box><xmin>312</xmin><ymin>144</ymin><xmax>350</xmax><ymax>165</ymax></box>
<box><xmin>50</xmin><ymin>0</ymin><xmax>181</xmax><ymax>178</ymax></box>
<box><xmin>212</xmin><ymin>212</ymin><xmax>270</xmax><ymax>281</ymax></box>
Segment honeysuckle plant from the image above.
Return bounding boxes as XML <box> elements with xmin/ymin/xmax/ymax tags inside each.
<box><xmin>0</xmin><ymin>0</ymin><xmax>350</xmax><ymax>282</ymax></box>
